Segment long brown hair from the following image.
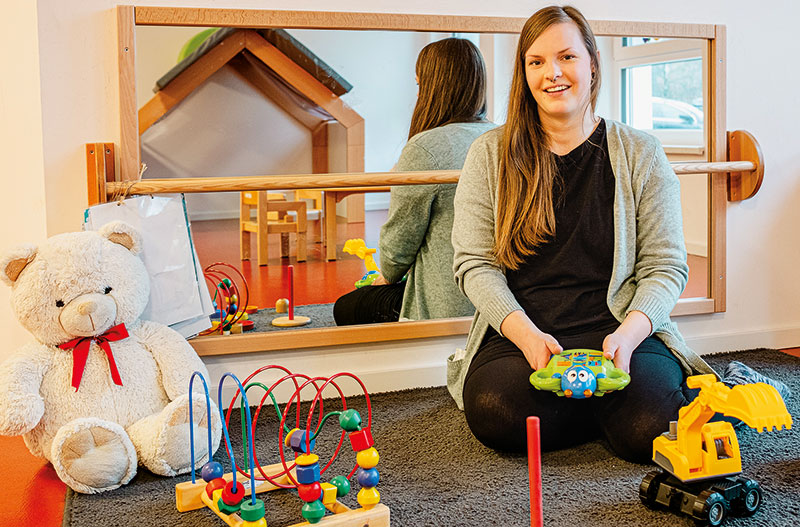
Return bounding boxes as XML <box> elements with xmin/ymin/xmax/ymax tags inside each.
<box><xmin>494</xmin><ymin>6</ymin><xmax>602</xmax><ymax>270</ymax></box>
<box><xmin>408</xmin><ymin>38</ymin><xmax>487</xmax><ymax>139</ymax></box>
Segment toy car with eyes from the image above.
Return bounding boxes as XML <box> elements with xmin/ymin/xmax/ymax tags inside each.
<box><xmin>529</xmin><ymin>349</ymin><xmax>631</xmax><ymax>398</ymax></box>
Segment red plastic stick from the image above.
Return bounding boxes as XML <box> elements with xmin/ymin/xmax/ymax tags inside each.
<box><xmin>527</xmin><ymin>416</ymin><xmax>543</xmax><ymax>527</ymax></box>
<box><xmin>288</xmin><ymin>265</ymin><xmax>294</xmax><ymax>320</ymax></box>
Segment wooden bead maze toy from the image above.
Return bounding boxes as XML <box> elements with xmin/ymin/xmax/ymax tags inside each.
<box><xmin>203</xmin><ymin>262</ymin><xmax>254</xmax><ymax>335</ymax></box>
<box><xmin>178</xmin><ymin>366</ymin><xmax>390</xmax><ymax>526</ymax></box>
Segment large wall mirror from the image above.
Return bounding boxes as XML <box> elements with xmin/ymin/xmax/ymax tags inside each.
<box><xmin>116</xmin><ymin>8</ymin><xmax>726</xmax><ymax>356</ymax></box>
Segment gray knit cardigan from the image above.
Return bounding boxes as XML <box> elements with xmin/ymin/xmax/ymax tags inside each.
<box><xmin>447</xmin><ymin>120</ymin><xmax>717</xmax><ymax>410</ymax></box>
<box><xmin>379</xmin><ymin>121</ymin><xmax>496</xmax><ymax>321</ymax></box>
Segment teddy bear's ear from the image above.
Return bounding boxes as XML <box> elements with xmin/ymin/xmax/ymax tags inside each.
<box><xmin>98</xmin><ymin>221</ymin><xmax>142</xmax><ymax>255</ymax></box>
<box><xmin>0</xmin><ymin>245</ymin><xmax>38</xmax><ymax>286</ymax></box>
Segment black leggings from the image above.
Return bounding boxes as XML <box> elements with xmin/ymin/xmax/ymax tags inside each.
<box><xmin>463</xmin><ymin>333</ymin><xmax>698</xmax><ymax>463</ymax></box>
<box><xmin>333</xmin><ymin>282</ymin><xmax>406</xmax><ymax>325</ymax></box>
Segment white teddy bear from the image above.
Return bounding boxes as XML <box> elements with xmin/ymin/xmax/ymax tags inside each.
<box><xmin>0</xmin><ymin>221</ymin><xmax>221</xmax><ymax>494</ymax></box>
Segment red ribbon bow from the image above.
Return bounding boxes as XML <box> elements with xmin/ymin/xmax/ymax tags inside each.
<box><xmin>58</xmin><ymin>323</ymin><xmax>128</xmax><ymax>391</ymax></box>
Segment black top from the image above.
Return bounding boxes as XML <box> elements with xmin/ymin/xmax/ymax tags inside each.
<box><xmin>505</xmin><ymin>119</ymin><xmax>619</xmax><ymax>350</ymax></box>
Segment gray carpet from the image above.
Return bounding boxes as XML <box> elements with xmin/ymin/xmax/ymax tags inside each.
<box><xmin>63</xmin><ymin>349</ymin><xmax>799</xmax><ymax>527</ymax></box>
<box><xmin>245</xmin><ymin>303</ymin><xmax>335</xmax><ymax>332</ymax></box>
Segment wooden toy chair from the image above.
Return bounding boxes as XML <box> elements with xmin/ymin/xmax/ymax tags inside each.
<box><xmin>294</xmin><ymin>190</ymin><xmax>323</xmax><ymax>242</ymax></box>
<box><xmin>240</xmin><ymin>191</ymin><xmax>307</xmax><ymax>266</ymax></box>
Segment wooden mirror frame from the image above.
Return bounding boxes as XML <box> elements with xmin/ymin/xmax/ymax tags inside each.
<box><xmin>113</xmin><ymin>6</ymin><xmax>726</xmax><ymax>357</ymax></box>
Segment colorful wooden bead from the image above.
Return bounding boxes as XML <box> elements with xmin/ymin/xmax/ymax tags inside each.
<box><xmin>205</xmin><ymin>477</ymin><xmax>227</xmax><ymax>498</ymax></box>
<box><xmin>221</xmin><ymin>278</ymin><xmax>233</xmax><ymax>288</ymax></box>
<box><xmin>221</xmin><ymin>480</ymin><xmax>246</xmax><ymax>505</ymax></box>
<box><xmin>296</xmin><ymin>462</ymin><xmax>321</xmax><ymax>484</ymax></box>
<box><xmin>320</xmin><ymin>482</ymin><xmax>338</xmax><ymax>505</ymax></box>
<box><xmin>295</xmin><ymin>453</ymin><xmax>320</xmax><ymax>466</ymax></box>
<box><xmin>212</xmin><ymin>488</ymin><xmax>224</xmax><ymax>504</ymax></box>
<box><xmin>229</xmin><ymin>294</ymin><xmax>239</xmax><ymax>305</ymax></box>
<box><xmin>297</xmin><ymin>481</ymin><xmax>323</xmax><ymax>502</ymax></box>
<box><xmin>201</xmin><ymin>461</ymin><xmax>224</xmax><ymax>482</ymax></box>
<box><xmin>348</xmin><ymin>429</ymin><xmax>374</xmax><ymax>452</ymax></box>
<box><xmin>301</xmin><ymin>500</ymin><xmax>326</xmax><ymax>524</ymax></box>
<box><xmin>217</xmin><ymin>498</ymin><xmax>240</xmax><ymax>515</ymax></box>
<box><xmin>329</xmin><ymin>475</ymin><xmax>351</xmax><ymax>497</ymax></box>
<box><xmin>275</xmin><ymin>298</ymin><xmax>289</xmax><ymax>313</ymax></box>
<box><xmin>357</xmin><ymin>486</ymin><xmax>381</xmax><ymax>509</ymax></box>
<box><xmin>285</xmin><ymin>428</ymin><xmax>300</xmax><ymax>447</ymax></box>
<box><xmin>289</xmin><ymin>429</ymin><xmax>316</xmax><ymax>453</ymax></box>
<box><xmin>356</xmin><ymin>447</ymin><xmax>379</xmax><ymax>469</ymax></box>
<box><xmin>239</xmin><ymin>498</ymin><xmax>266</xmax><ymax>522</ymax></box>
<box><xmin>338</xmin><ymin>409</ymin><xmax>362</xmax><ymax>432</ymax></box>
<box><xmin>356</xmin><ymin>467</ymin><xmax>380</xmax><ymax>488</ymax></box>
<box><xmin>228</xmin><ymin>303</ymin><xmax>238</xmax><ymax>315</ymax></box>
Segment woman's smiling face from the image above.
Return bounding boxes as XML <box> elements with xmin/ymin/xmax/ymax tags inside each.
<box><xmin>524</xmin><ymin>21</ymin><xmax>595</xmax><ymax>123</ymax></box>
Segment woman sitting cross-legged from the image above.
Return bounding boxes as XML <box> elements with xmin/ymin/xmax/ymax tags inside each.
<box><xmin>448</xmin><ymin>5</ymin><xmax>789</xmax><ymax>463</ymax></box>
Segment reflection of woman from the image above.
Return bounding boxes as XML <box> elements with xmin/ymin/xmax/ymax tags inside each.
<box><xmin>448</xmin><ymin>6</ymin><xmax>788</xmax><ymax>461</ymax></box>
<box><xmin>333</xmin><ymin>38</ymin><xmax>495</xmax><ymax>325</ymax></box>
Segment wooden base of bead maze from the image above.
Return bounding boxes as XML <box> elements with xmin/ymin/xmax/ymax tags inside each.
<box><xmin>271</xmin><ymin>315</ymin><xmax>311</xmax><ymax>327</ymax></box>
<box><xmin>176</xmin><ymin>462</ymin><xmax>389</xmax><ymax>526</ymax></box>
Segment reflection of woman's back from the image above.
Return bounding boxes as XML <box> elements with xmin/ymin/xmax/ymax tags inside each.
<box><xmin>333</xmin><ymin>38</ymin><xmax>495</xmax><ymax>325</ymax></box>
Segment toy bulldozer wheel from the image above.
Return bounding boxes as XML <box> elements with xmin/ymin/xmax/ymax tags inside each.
<box><xmin>693</xmin><ymin>490</ymin><xmax>728</xmax><ymax>526</ymax></box>
<box><xmin>639</xmin><ymin>470</ymin><xmax>664</xmax><ymax>508</ymax></box>
<box><xmin>733</xmin><ymin>479</ymin><xmax>762</xmax><ymax>516</ymax></box>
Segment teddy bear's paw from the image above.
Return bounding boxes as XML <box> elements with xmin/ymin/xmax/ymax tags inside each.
<box><xmin>139</xmin><ymin>394</ymin><xmax>221</xmax><ymax>477</ymax></box>
<box><xmin>0</xmin><ymin>391</ymin><xmax>45</xmax><ymax>436</ymax></box>
<box><xmin>51</xmin><ymin>419</ymin><xmax>137</xmax><ymax>494</ymax></box>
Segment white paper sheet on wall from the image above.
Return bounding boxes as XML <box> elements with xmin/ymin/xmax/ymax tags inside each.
<box><xmin>84</xmin><ymin>194</ymin><xmax>213</xmax><ymax>338</ymax></box>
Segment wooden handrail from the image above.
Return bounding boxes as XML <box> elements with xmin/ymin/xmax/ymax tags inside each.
<box><xmin>104</xmin><ymin>159</ymin><xmax>757</xmax><ymax>197</ymax></box>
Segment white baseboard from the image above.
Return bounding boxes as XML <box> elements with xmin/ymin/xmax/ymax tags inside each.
<box><xmin>685</xmin><ymin>241</ymin><xmax>708</xmax><ymax>258</ymax></box>
<box><xmin>202</xmin><ymin>335</ymin><xmax>462</xmax><ymax>403</ymax></box>
<box><xmin>189</xmin><ymin>209</ymin><xmax>239</xmax><ymax>221</ymax></box>
<box><xmin>364</xmin><ymin>195</ymin><xmax>390</xmax><ymax>211</ymax></box>
<box><xmin>685</xmin><ymin>325</ymin><xmax>800</xmax><ymax>356</ymax></box>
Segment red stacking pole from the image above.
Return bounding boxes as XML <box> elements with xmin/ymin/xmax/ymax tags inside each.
<box><xmin>288</xmin><ymin>265</ymin><xmax>295</xmax><ymax>320</ymax></box>
<box><xmin>527</xmin><ymin>416</ymin><xmax>543</xmax><ymax>527</ymax></box>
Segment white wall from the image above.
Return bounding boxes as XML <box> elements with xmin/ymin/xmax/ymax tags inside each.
<box><xmin>2</xmin><ymin>0</ymin><xmax>800</xmax><ymax>391</ymax></box>
<box><xmin>0</xmin><ymin>2</ymin><xmax>48</xmax><ymax>352</ymax></box>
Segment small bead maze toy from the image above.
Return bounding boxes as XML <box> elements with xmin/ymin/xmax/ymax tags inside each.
<box><xmin>178</xmin><ymin>367</ymin><xmax>389</xmax><ymax>526</ymax></box>
<box><xmin>342</xmin><ymin>238</ymin><xmax>381</xmax><ymax>288</ymax></box>
<box><xmin>529</xmin><ymin>349</ymin><xmax>630</xmax><ymax>398</ymax></box>
<box><xmin>202</xmin><ymin>262</ymin><xmax>254</xmax><ymax>335</ymax></box>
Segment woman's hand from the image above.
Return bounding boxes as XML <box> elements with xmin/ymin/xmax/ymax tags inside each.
<box><xmin>500</xmin><ymin>310</ymin><xmax>563</xmax><ymax>370</ymax></box>
<box><xmin>602</xmin><ymin>310</ymin><xmax>652</xmax><ymax>373</ymax></box>
<box><xmin>369</xmin><ymin>274</ymin><xmax>389</xmax><ymax>286</ymax></box>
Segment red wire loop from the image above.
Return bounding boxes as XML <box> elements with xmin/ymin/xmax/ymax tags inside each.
<box><xmin>219</xmin><ymin>366</ymin><xmax>373</xmax><ymax>490</ymax></box>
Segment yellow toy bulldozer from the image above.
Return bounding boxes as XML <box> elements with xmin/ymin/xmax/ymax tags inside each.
<box><xmin>639</xmin><ymin>374</ymin><xmax>792</xmax><ymax>526</ymax></box>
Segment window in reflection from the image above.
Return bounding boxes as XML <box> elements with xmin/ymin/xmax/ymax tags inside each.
<box><xmin>622</xmin><ymin>58</ymin><xmax>704</xmax><ymax>145</ymax></box>
<box><xmin>609</xmin><ymin>36</ymin><xmax>706</xmax><ymax>150</ymax></box>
